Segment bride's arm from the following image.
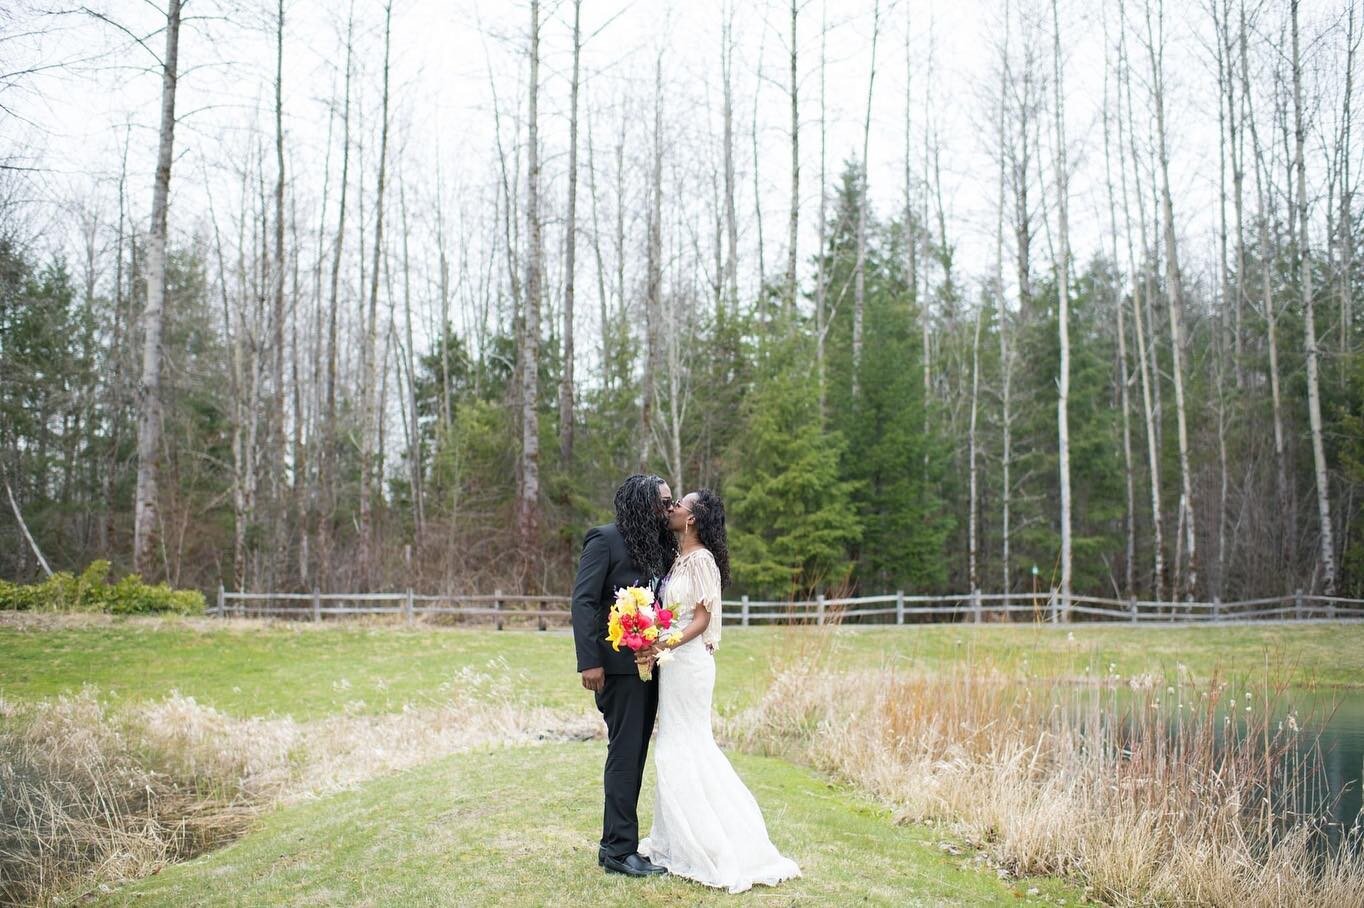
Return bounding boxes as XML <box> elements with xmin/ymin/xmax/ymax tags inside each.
<box><xmin>637</xmin><ymin>603</ymin><xmax>710</xmax><ymax>665</ymax></box>
<box><xmin>661</xmin><ymin>603</ymin><xmax>709</xmax><ymax>650</ymax></box>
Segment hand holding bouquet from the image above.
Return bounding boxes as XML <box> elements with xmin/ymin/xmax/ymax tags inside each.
<box><xmin>606</xmin><ymin>585</ymin><xmax>682</xmax><ymax>681</ymax></box>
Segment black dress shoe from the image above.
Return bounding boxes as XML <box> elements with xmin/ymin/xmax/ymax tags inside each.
<box><xmin>601</xmin><ymin>852</ymin><xmax>667</xmax><ymax>877</ymax></box>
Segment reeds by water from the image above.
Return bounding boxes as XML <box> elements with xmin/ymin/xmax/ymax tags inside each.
<box><xmin>724</xmin><ymin>625</ymin><xmax>1364</xmax><ymax>906</ymax></box>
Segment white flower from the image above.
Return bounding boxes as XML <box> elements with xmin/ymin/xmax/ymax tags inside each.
<box><xmin>656</xmin><ymin>649</ymin><xmax>676</xmax><ymax>666</ymax></box>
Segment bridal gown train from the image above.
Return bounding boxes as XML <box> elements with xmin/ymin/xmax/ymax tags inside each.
<box><xmin>638</xmin><ymin>548</ymin><xmax>801</xmax><ymax>894</ymax></box>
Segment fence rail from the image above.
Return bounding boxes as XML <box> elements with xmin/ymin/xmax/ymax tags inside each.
<box><xmin>212</xmin><ymin>586</ymin><xmax>1364</xmax><ymax>628</ymax></box>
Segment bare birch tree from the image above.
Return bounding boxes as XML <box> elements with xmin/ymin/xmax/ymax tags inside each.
<box><xmin>852</xmin><ymin>0</ymin><xmax>880</xmax><ymax>402</ymax></box>
<box><xmin>1051</xmin><ymin>0</ymin><xmax>1073</xmax><ymax>615</ymax></box>
<box><xmin>1144</xmin><ymin>0</ymin><xmax>1197</xmax><ymax>598</ymax></box>
<box><xmin>559</xmin><ymin>0</ymin><xmax>582</xmax><ymax>465</ymax></box>
<box><xmin>1291</xmin><ymin>0</ymin><xmax>1337</xmax><ymax>594</ymax></box>
<box><xmin>133</xmin><ymin>0</ymin><xmax>183</xmax><ymax>576</ymax></box>
<box><xmin>785</xmin><ymin>0</ymin><xmax>799</xmax><ymax>317</ymax></box>
<box><xmin>359</xmin><ymin>0</ymin><xmax>393</xmax><ymax>586</ymax></box>
<box><xmin>519</xmin><ymin>0</ymin><xmax>544</xmax><ymax>577</ymax></box>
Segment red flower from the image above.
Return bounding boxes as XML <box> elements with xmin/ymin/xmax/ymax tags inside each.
<box><xmin>623</xmin><ymin>632</ymin><xmax>645</xmax><ymax>651</ymax></box>
<box><xmin>657</xmin><ymin>608</ymin><xmax>673</xmax><ymax>627</ymax></box>
<box><xmin>636</xmin><ymin>611</ymin><xmax>653</xmax><ymax>630</ymax></box>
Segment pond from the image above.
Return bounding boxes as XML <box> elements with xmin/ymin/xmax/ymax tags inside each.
<box><xmin>1286</xmin><ymin>688</ymin><xmax>1364</xmax><ymax>849</ymax></box>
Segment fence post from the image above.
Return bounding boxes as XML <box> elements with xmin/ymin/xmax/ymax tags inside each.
<box><xmin>312</xmin><ymin>589</ymin><xmax>321</xmax><ymax>623</ymax></box>
<box><xmin>538</xmin><ymin>599</ymin><xmax>547</xmax><ymax>632</ymax></box>
<box><xmin>404</xmin><ymin>588</ymin><xmax>414</xmax><ymax>627</ymax></box>
<box><xmin>494</xmin><ymin>589</ymin><xmax>503</xmax><ymax>631</ymax></box>
<box><xmin>1050</xmin><ymin>588</ymin><xmax>1059</xmax><ymax>623</ymax></box>
<box><xmin>1295</xmin><ymin>589</ymin><xmax>1304</xmax><ymax>621</ymax></box>
<box><xmin>1129</xmin><ymin>597</ymin><xmax>1138</xmax><ymax>623</ymax></box>
<box><xmin>896</xmin><ymin>590</ymin><xmax>905</xmax><ymax>625</ymax></box>
<box><xmin>1327</xmin><ymin>597</ymin><xmax>1336</xmax><ymax>621</ymax></box>
<box><xmin>741</xmin><ymin>595</ymin><xmax>750</xmax><ymax>627</ymax></box>
<box><xmin>816</xmin><ymin>594</ymin><xmax>825</xmax><ymax>626</ymax></box>
<box><xmin>1212</xmin><ymin>596</ymin><xmax>1220</xmax><ymax>622</ymax></box>
<box><xmin>972</xmin><ymin>589</ymin><xmax>982</xmax><ymax>624</ymax></box>
<box><xmin>216</xmin><ymin>583</ymin><xmax>224</xmax><ymax>618</ymax></box>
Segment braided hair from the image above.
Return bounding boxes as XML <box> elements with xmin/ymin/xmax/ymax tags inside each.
<box><xmin>614</xmin><ymin>474</ymin><xmax>677</xmax><ymax>582</ymax></box>
<box><xmin>689</xmin><ymin>489</ymin><xmax>732</xmax><ymax>589</ymax></box>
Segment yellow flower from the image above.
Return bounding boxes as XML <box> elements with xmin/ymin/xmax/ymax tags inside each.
<box><xmin>606</xmin><ymin>620</ymin><xmax>625</xmax><ymax>651</ymax></box>
<box><xmin>642</xmin><ymin>626</ymin><xmax>659</xmax><ymax>642</ymax></box>
<box><xmin>613</xmin><ymin>587</ymin><xmax>641</xmax><ymax>617</ymax></box>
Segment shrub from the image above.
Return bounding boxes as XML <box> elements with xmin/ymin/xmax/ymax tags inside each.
<box><xmin>0</xmin><ymin>561</ymin><xmax>204</xmax><ymax>614</ymax></box>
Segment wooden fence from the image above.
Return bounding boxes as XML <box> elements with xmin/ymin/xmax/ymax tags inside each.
<box><xmin>213</xmin><ymin>587</ymin><xmax>1364</xmax><ymax>627</ymax></box>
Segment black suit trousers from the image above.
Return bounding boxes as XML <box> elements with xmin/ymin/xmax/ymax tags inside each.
<box><xmin>594</xmin><ymin>668</ymin><xmax>659</xmax><ymax>859</ymax></box>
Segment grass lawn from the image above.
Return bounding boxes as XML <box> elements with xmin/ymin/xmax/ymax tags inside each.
<box><xmin>5</xmin><ymin>615</ymin><xmax>1361</xmax><ymax>905</ymax></box>
<box><xmin>99</xmin><ymin>740</ymin><xmax>1083</xmax><ymax>907</ymax></box>
<box><xmin>1</xmin><ymin>617</ymin><xmax>1359</xmax><ymax>723</ymax></box>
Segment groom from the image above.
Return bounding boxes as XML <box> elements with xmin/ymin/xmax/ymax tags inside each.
<box><xmin>572</xmin><ymin>474</ymin><xmax>678</xmax><ymax>877</ymax></box>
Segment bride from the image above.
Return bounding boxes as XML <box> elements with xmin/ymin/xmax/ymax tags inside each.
<box><xmin>636</xmin><ymin>489</ymin><xmax>801</xmax><ymax>894</ymax></box>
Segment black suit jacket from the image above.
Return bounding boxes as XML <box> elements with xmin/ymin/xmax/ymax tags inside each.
<box><xmin>572</xmin><ymin>523</ymin><xmax>656</xmax><ymax>675</ymax></box>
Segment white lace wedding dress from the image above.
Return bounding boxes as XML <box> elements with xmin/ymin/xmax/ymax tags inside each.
<box><xmin>639</xmin><ymin>548</ymin><xmax>801</xmax><ymax>893</ymax></box>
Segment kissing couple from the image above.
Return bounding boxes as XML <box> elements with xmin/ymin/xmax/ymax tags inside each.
<box><xmin>570</xmin><ymin>474</ymin><xmax>801</xmax><ymax>894</ymax></box>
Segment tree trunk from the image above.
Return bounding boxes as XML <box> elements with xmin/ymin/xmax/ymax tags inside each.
<box><xmin>133</xmin><ymin>0</ymin><xmax>182</xmax><ymax>576</ymax></box>
<box><xmin>399</xmin><ymin>174</ymin><xmax>423</xmax><ymax>542</ymax></box>
<box><xmin>360</xmin><ymin>0</ymin><xmax>393</xmax><ymax>588</ymax></box>
<box><xmin>558</xmin><ymin>0</ymin><xmax>582</xmax><ymax>466</ymax></box>
<box><xmin>1119</xmin><ymin>0</ymin><xmax>1164</xmax><ymax>599</ymax></box>
<box><xmin>752</xmin><ymin>27</ymin><xmax>767</xmax><ymax>297</ymax></box>
<box><xmin>519</xmin><ymin>0</ymin><xmax>543</xmax><ymax>581</ymax></box>
<box><xmin>1102</xmin><ymin>7</ymin><xmax>1137</xmax><ymax>598</ymax></box>
<box><xmin>586</xmin><ymin>114</ymin><xmax>612</xmax><ymax>397</ymax></box>
<box><xmin>785</xmin><ymin>0</ymin><xmax>799</xmax><ymax>319</ymax></box>
<box><xmin>1292</xmin><ymin>0</ymin><xmax>1337</xmax><ymax>594</ymax></box>
<box><xmin>853</xmin><ymin>0</ymin><xmax>880</xmax><ymax>402</ymax></box>
<box><xmin>1222</xmin><ymin>0</ymin><xmax>1247</xmax><ymax>391</ymax></box>
<box><xmin>1340</xmin><ymin>2</ymin><xmax>1356</xmax><ymax>368</ymax></box>
<box><xmin>272</xmin><ymin>0</ymin><xmax>287</xmax><ymax>564</ymax></box>
<box><xmin>1051</xmin><ymin>0</ymin><xmax>1072</xmax><ymax>617</ymax></box>
<box><xmin>995</xmin><ymin>10</ymin><xmax>1013</xmax><ymax>599</ymax></box>
<box><xmin>1146</xmin><ymin>0</ymin><xmax>1197</xmax><ymax>598</ymax></box>
<box><xmin>323</xmin><ymin>12</ymin><xmax>354</xmax><ymax>583</ymax></box>
<box><xmin>641</xmin><ymin>53</ymin><xmax>664</xmax><ymax>471</ymax></box>
<box><xmin>722</xmin><ymin>5</ymin><xmax>739</xmax><ymax>314</ymax></box>
<box><xmin>816</xmin><ymin>3</ymin><xmax>828</xmax><ymax>419</ymax></box>
<box><xmin>968</xmin><ymin>306</ymin><xmax>981</xmax><ymax>596</ymax></box>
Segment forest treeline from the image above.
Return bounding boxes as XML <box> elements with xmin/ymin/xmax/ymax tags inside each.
<box><xmin>1</xmin><ymin>0</ymin><xmax>1361</xmax><ymax>602</ymax></box>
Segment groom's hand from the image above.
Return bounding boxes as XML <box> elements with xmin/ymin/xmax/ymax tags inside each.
<box><xmin>581</xmin><ymin>667</ymin><xmax>605</xmax><ymax>692</ymax></box>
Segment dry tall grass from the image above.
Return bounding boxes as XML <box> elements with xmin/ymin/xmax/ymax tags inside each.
<box><xmin>0</xmin><ymin>677</ymin><xmax>598</xmax><ymax>906</ymax></box>
<box><xmin>724</xmin><ymin>625</ymin><xmax>1364</xmax><ymax>907</ymax></box>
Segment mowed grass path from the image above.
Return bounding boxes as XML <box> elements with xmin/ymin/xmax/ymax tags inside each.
<box><xmin>1</xmin><ymin>617</ymin><xmax>1360</xmax><ymax>723</ymax></box>
<box><xmin>100</xmin><ymin>741</ymin><xmax>1081</xmax><ymax>907</ymax></box>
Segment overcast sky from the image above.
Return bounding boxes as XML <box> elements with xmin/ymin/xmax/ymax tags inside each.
<box><xmin>3</xmin><ymin>0</ymin><xmax>1356</xmax><ymax>353</ymax></box>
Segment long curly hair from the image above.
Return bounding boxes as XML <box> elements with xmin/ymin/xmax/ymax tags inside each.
<box><xmin>614</xmin><ymin>474</ymin><xmax>677</xmax><ymax>582</ymax></box>
<box><xmin>689</xmin><ymin>489</ymin><xmax>732</xmax><ymax>589</ymax></box>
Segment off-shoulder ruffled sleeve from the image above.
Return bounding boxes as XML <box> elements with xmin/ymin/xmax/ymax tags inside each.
<box><xmin>691</xmin><ymin>549</ymin><xmax>723</xmax><ymax>651</ymax></box>
<box><xmin>663</xmin><ymin>548</ymin><xmax>724</xmax><ymax>652</ymax></box>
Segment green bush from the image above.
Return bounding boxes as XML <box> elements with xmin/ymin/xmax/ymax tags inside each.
<box><xmin>0</xmin><ymin>561</ymin><xmax>204</xmax><ymax>614</ymax></box>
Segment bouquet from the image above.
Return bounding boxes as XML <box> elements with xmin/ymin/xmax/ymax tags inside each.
<box><xmin>606</xmin><ymin>585</ymin><xmax>682</xmax><ymax>681</ymax></box>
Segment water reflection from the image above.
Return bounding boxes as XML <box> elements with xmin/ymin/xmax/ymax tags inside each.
<box><xmin>1281</xmin><ymin>690</ymin><xmax>1364</xmax><ymax>849</ymax></box>
<box><xmin>1050</xmin><ymin>680</ymin><xmax>1363</xmax><ymax>853</ymax></box>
